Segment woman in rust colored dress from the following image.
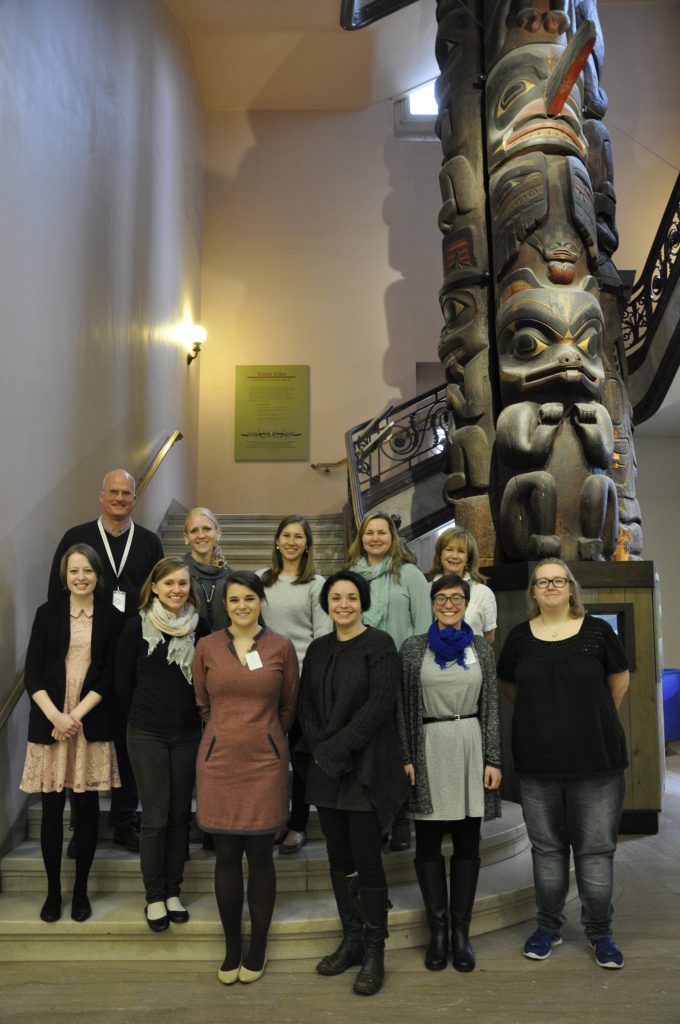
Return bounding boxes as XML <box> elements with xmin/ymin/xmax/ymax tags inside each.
<box><xmin>193</xmin><ymin>571</ymin><xmax>299</xmax><ymax>985</ymax></box>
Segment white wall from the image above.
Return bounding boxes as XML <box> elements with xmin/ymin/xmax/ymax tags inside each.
<box><xmin>635</xmin><ymin>436</ymin><xmax>680</xmax><ymax>668</ymax></box>
<box><xmin>0</xmin><ymin>0</ymin><xmax>203</xmax><ymax>845</ymax></box>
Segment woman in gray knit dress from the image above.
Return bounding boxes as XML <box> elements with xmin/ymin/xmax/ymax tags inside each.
<box><xmin>398</xmin><ymin>574</ymin><xmax>502</xmax><ymax>973</ymax></box>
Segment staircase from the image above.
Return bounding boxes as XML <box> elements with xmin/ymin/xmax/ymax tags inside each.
<box><xmin>0</xmin><ymin>799</ymin><xmax>542</xmax><ymax>962</ymax></box>
<box><xmin>161</xmin><ymin>513</ymin><xmax>347</xmax><ymax>576</ymax></box>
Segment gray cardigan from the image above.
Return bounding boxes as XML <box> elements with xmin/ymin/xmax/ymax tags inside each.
<box><xmin>397</xmin><ymin>634</ymin><xmax>502</xmax><ymax>822</ymax></box>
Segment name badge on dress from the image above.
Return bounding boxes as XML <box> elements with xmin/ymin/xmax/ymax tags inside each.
<box><xmin>245</xmin><ymin>650</ymin><xmax>263</xmax><ymax>671</ymax></box>
<box><xmin>464</xmin><ymin>647</ymin><xmax>477</xmax><ymax>666</ymax></box>
<box><xmin>112</xmin><ymin>589</ymin><xmax>126</xmax><ymax>613</ymax></box>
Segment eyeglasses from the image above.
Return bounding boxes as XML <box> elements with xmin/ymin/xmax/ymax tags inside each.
<box><xmin>433</xmin><ymin>594</ymin><xmax>465</xmax><ymax>607</ymax></box>
<box><xmin>533</xmin><ymin>577</ymin><xmax>569</xmax><ymax>590</ymax></box>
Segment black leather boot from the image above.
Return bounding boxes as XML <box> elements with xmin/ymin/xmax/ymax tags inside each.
<box><xmin>415</xmin><ymin>858</ymin><xmax>449</xmax><ymax>970</ymax></box>
<box><xmin>354</xmin><ymin>887</ymin><xmax>388</xmax><ymax>996</ymax></box>
<box><xmin>450</xmin><ymin>857</ymin><xmax>480</xmax><ymax>972</ymax></box>
<box><xmin>316</xmin><ymin>872</ymin><xmax>365</xmax><ymax>976</ymax></box>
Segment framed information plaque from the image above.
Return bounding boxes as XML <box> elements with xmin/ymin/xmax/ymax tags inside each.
<box><xmin>234</xmin><ymin>365</ymin><xmax>310</xmax><ymax>462</ymax></box>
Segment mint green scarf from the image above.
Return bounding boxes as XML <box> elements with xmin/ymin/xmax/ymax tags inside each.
<box><xmin>353</xmin><ymin>555</ymin><xmax>392</xmax><ymax>632</ymax></box>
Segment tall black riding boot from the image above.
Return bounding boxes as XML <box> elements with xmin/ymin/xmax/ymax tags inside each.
<box><xmin>415</xmin><ymin>858</ymin><xmax>449</xmax><ymax>970</ymax></box>
<box><xmin>316</xmin><ymin>872</ymin><xmax>365</xmax><ymax>976</ymax></box>
<box><xmin>449</xmin><ymin>857</ymin><xmax>480</xmax><ymax>972</ymax></box>
<box><xmin>354</xmin><ymin>887</ymin><xmax>388</xmax><ymax>996</ymax></box>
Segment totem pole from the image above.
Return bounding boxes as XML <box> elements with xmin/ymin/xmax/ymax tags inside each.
<box><xmin>435</xmin><ymin>0</ymin><xmax>642</xmax><ymax>562</ymax></box>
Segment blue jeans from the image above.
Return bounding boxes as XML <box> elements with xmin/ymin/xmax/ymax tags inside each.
<box><xmin>520</xmin><ymin>772</ymin><xmax>625</xmax><ymax>941</ymax></box>
<box><xmin>127</xmin><ymin>724</ymin><xmax>200</xmax><ymax>903</ymax></box>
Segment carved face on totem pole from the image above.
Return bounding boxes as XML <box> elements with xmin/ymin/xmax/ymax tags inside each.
<box><xmin>486</xmin><ymin>37</ymin><xmax>593</xmax><ymax>175</ymax></box>
<box><xmin>496</xmin><ymin>268</ymin><xmax>605</xmax><ymax>405</ymax></box>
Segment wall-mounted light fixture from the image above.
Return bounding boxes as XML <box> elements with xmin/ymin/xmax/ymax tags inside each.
<box><xmin>184</xmin><ymin>324</ymin><xmax>207</xmax><ymax>365</ymax></box>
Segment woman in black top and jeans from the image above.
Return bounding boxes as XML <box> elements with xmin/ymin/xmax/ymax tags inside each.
<box><xmin>497</xmin><ymin>558</ymin><xmax>629</xmax><ymax>970</ymax></box>
<box><xmin>298</xmin><ymin>570</ymin><xmax>408</xmax><ymax>996</ymax></box>
<box><xmin>116</xmin><ymin>556</ymin><xmax>209</xmax><ymax>932</ymax></box>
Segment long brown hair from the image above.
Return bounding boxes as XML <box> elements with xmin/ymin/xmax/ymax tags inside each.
<box><xmin>261</xmin><ymin>515</ymin><xmax>317</xmax><ymax>587</ymax></box>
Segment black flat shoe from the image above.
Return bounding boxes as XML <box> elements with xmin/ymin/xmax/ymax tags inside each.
<box><xmin>144</xmin><ymin>906</ymin><xmax>169</xmax><ymax>932</ymax></box>
<box><xmin>71</xmin><ymin>896</ymin><xmax>92</xmax><ymax>922</ymax></box>
<box><xmin>279</xmin><ymin>830</ymin><xmax>307</xmax><ymax>855</ymax></box>
<box><xmin>167</xmin><ymin>908</ymin><xmax>190</xmax><ymax>924</ymax></box>
<box><xmin>40</xmin><ymin>895</ymin><xmax>62</xmax><ymax>923</ymax></box>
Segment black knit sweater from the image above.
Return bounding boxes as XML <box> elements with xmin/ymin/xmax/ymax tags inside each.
<box><xmin>298</xmin><ymin>626</ymin><xmax>408</xmax><ymax>829</ymax></box>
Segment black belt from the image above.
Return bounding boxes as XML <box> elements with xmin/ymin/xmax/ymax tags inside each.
<box><xmin>422</xmin><ymin>714</ymin><xmax>478</xmax><ymax>723</ymax></box>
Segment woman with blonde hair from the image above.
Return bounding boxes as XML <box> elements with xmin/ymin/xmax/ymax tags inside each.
<box><xmin>116</xmin><ymin>556</ymin><xmax>210</xmax><ymax>932</ymax></box>
<box><xmin>347</xmin><ymin>510</ymin><xmax>431</xmax><ymax>850</ymax></box>
<box><xmin>497</xmin><ymin>558</ymin><xmax>629</xmax><ymax>970</ymax></box>
<box><xmin>183</xmin><ymin>507</ymin><xmax>233</xmax><ymax>632</ymax></box>
<box><xmin>429</xmin><ymin>527</ymin><xmax>496</xmax><ymax>642</ymax></box>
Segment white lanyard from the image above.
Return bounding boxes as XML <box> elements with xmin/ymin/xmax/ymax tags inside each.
<box><xmin>97</xmin><ymin>516</ymin><xmax>135</xmax><ymax>582</ymax></box>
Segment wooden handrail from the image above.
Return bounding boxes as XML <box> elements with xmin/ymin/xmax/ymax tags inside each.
<box><xmin>310</xmin><ymin>457</ymin><xmax>348</xmax><ymax>476</ymax></box>
<box><xmin>135</xmin><ymin>430</ymin><xmax>183</xmax><ymax>499</ymax></box>
<box><xmin>0</xmin><ymin>674</ymin><xmax>25</xmax><ymax>734</ymax></box>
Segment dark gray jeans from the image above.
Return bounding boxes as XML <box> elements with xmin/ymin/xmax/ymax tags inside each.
<box><xmin>127</xmin><ymin>724</ymin><xmax>200</xmax><ymax>904</ymax></box>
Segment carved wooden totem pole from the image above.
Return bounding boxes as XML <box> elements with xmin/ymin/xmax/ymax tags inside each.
<box><xmin>435</xmin><ymin>0</ymin><xmax>642</xmax><ymax>562</ymax></box>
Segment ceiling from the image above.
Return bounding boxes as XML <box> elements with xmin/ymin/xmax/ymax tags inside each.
<box><xmin>162</xmin><ymin>0</ymin><xmax>677</xmax><ymax>436</ymax></box>
<box><xmin>162</xmin><ymin>0</ymin><xmax>438</xmax><ymax>110</ymax></box>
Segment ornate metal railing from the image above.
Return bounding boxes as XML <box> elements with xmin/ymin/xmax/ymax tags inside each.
<box><xmin>345</xmin><ymin>384</ymin><xmax>450</xmax><ymax>527</ymax></box>
<box><xmin>623</xmin><ymin>172</ymin><xmax>680</xmax><ymax>372</ymax></box>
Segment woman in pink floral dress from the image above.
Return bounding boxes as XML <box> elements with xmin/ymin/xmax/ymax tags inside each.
<box><xmin>21</xmin><ymin>544</ymin><xmax>122</xmax><ymax>923</ymax></box>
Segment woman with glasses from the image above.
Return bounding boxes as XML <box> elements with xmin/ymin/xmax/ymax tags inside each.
<box><xmin>428</xmin><ymin>527</ymin><xmax>496</xmax><ymax>642</ymax></box>
<box><xmin>398</xmin><ymin>574</ymin><xmax>502</xmax><ymax>973</ymax></box>
<box><xmin>497</xmin><ymin>559</ymin><xmax>629</xmax><ymax>970</ymax></box>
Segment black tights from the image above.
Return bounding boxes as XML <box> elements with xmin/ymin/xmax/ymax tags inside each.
<box><xmin>316</xmin><ymin>807</ymin><xmax>387</xmax><ymax>888</ymax></box>
<box><xmin>41</xmin><ymin>790</ymin><xmax>99</xmax><ymax>898</ymax></box>
<box><xmin>213</xmin><ymin>833</ymin><xmax>276</xmax><ymax>972</ymax></box>
<box><xmin>414</xmin><ymin>817</ymin><xmax>482</xmax><ymax>863</ymax></box>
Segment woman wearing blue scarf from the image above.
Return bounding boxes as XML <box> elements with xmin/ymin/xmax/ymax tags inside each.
<box><xmin>397</xmin><ymin>574</ymin><xmax>502</xmax><ymax>973</ymax></box>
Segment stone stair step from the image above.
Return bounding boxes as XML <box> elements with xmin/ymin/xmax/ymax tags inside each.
<box><xmin>0</xmin><ymin>847</ymin><xmax>543</xmax><ymax>962</ymax></box>
<box><xmin>6</xmin><ymin>805</ymin><xmax>529</xmax><ymax>896</ymax></box>
<box><xmin>160</xmin><ymin>513</ymin><xmax>347</xmax><ymax>575</ymax></box>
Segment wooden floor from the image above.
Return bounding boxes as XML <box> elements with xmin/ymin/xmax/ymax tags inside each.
<box><xmin>2</xmin><ymin>745</ymin><xmax>679</xmax><ymax>1024</ymax></box>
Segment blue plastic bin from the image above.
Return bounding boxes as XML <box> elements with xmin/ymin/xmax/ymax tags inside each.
<box><xmin>662</xmin><ymin>668</ymin><xmax>680</xmax><ymax>742</ymax></box>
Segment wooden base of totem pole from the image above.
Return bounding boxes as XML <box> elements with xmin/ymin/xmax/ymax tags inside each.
<box><xmin>488</xmin><ymin>560</ymin><xmax>665</xmax><ymax>834</ymax></box>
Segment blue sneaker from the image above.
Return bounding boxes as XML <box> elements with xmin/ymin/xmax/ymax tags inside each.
<box><xmin>590</xmin><ymin>936</ymin><xmax>624</xmax><ymax>969</ymax></box>
<box><xmin>523</xmin><ymin>930</ymin><xmax>563</xmax><ymax>960</ymax></box>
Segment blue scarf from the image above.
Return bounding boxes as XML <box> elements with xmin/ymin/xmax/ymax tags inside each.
<box><xmin>427</xmin><ymin>620</ymin><xmax>474</xmax><ymax>670</ymax></box>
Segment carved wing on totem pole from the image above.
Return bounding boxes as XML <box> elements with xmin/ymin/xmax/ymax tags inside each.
<box><xmin>435</xmin><ymin>0</ymin><xmax>642</xmax><ymax>562</ymax></box>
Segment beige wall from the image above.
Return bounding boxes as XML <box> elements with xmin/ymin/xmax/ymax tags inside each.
<box><xmin>600</xmin><ymin>2</ymin><xmax>680</xmax><ymax>272</ymax></box>
<box><xmin>0</xmin><ymin>0</ymin><xmax>203</xmax><ymax>844</ymax></box>
<box><xmin>635</xmin><ymin>437</ymin><xmax>680</xmax><ymax>668</ymax></box>
<box><xmin>197</xmin><ymin>103</ymin><xmax>442</xmax><ymax>513</ymax></box>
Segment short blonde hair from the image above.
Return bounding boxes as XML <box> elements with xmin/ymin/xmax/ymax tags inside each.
<box><xmin>430</xmin><ymin>527</ymin><xmax>487</xmax><ymax>583</ymax></box>
<box><xmin>527</xmin><ymin>558</ymin><xmax>585</xmax><ymax>619</ymax></box>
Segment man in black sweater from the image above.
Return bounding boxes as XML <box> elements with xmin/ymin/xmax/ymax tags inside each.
<box><xmin>48</xmin><ymin>469</ymin><xmax>164</xmax><ymax>852</ymax></box>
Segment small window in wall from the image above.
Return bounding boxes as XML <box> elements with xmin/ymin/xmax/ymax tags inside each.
<box><xmin>394</xmin><ymin>79</ymin><xmax>438</xmax><ymax>139</ymax></box>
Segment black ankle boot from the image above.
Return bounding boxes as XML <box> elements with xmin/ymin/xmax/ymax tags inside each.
<box><xmin>450</xmin><ymin>857</ymin><xmax>480</xmax><ymax>972</ymax></box>
<box><xmin>316</xmin><ymin>872</ymin><xmax>365</xmax><ymax>976</ymax></box>
<box><xmin>415</xmin><ymin>858</ymin><xmax>448</xmax><ymax>970</ymax></box>
<box><xmin>354</xmin><ymin>887</ymin><xmax>388</xmax><ymax>996</ymax></box>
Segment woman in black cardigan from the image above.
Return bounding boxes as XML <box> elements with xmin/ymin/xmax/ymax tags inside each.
<box><xmin>20</xmin><ymin>544</ymin><xmax>123</xmax><ymax>923</ymax></box>
<box><xmin>298</xmin><ymin>570</ymin><xmax>408</xmax><ymax>997</ymax></box>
